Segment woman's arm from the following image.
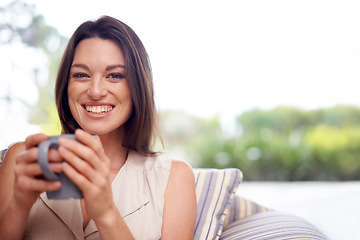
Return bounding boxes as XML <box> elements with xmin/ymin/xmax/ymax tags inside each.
<box><xmin>0</xmin><ymin>142</ymin><xmax>30</xmax><ymax>240</ymax></box>
<box><xmin>161</xmin><ymin>160</ymin><xmax>197</xmax><ymax>239</ymax></box>
<box><xmin>0</xmin><ymin>134</ymin><xmax>63</xmax><ymax>240</ymax></box>
<box><xmin>0</xmin><ymin>142</ymin><xmax>25</xmax><ymax>219</ymax></box>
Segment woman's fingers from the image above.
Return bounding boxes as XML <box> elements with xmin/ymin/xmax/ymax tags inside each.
<box><xmin>58</xmin><ymin>145</ymin><xmax>96</xmax><ymax>177</ymax></box>
<box><xmin>16</xmin><ymin>162</ymin><xmax>63</xmax><ymax>177</ymax></box>
<box><xmin>24</xmin><ymin>133</ymin><xmax>48</xmax><ymax>149</ymax></box>
<box><xmin>16</xmin><ymin>148</ymin><xmax>37</xmax><ymax>165</ymax></box>
<box><xmin>11</xmin><ymin>133</ymin><xmax>64</xmax><ymax>210</ymax></box>
<box><xmin>62</xmin><ymin>161</ymin><xmax>95</xmax><ymax>193</ymax></box>
<box><xmin>48</xmin><ymin>148</ymin><xmax>63</xmax><ymax>163</ymax></box>
<box><xmin>58</xmin><ymin>130</ymin><xmax>109</xmax><ymax>172</ymax></box>
<box><xmin>56</xmin><ymin>130</ymin><xmax>112</xmax><ymax>197</ymax></box>
<box><xmin>16</xmin><ymin>174</ymin><xmax>61</xmax><ymax>192</ymax></box>
<box><xmin>75</xmin><ymin>129</ymin><xmax>104</xmax><ymax>156</ymax></box>
<box><xmin>15</xmin><ymin>133</ymin><xmax>63</xmax><ymax>189</ymax></box>
<box><xmin>16</xmin><ymin>142</ymin><xmax>63</xmax><ymax>175</ymax></box>
<box><xmin>59</xmin><ymin>146</ymin><xmax>109</xmax><ymax>197</ymax></box>
<box><xmin>74</xmin><ymin>129</ymin><xmax>109</xmax><ymax>166</ymax></box>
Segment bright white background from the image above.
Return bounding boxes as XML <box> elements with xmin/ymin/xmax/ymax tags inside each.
<box><xmin>2</xmin><ymin>0</ymin><xmax>360</xmax><ymax>117</ymax></box>
<box><xmin>27</xmin><ymin>0</ymin><xmax>360</xmax><ymax>117</ymax></box>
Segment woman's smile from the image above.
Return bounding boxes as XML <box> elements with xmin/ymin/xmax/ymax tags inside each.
<box><xmin>83</xmin><ymin>104</ymin><xmax>114</xmax><ymax>114</ymax></box>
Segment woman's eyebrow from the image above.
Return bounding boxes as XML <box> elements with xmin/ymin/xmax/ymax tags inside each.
<box><xmin>106</xmin><ymin>64</ymin><xmax>125</xmax><ymax>71</ymax></box>
<box><xmin>70</xmin><ymin>64</ymin><xmax>125</xmax><ymax>71</ymax></box>
<box><xmin>71</xmin><ymin>63</ymin><xmax>89</xmax><ymax>70</ymax></box>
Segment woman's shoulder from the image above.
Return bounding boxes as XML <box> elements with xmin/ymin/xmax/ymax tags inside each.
<box><xmin>1</xmin><ymin>142</ymin><xmax>25</xmax><ymax>166</ymax></box>
<box><xmin>168</xmin><ymin>160</ymin><xmax>195</xmax><ymax>184</ymax></box>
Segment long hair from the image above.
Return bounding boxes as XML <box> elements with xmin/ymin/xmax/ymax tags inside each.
<box><xmin>55</xmin><ymin>16</ymin><xmax>161</xmax><ymax>156</ymax></box>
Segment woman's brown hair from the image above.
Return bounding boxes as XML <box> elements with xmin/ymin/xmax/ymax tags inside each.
<box><xmin>55</xmin><ymin>16</ymin><xmax>161</xmax><ymax>156</ymax></box>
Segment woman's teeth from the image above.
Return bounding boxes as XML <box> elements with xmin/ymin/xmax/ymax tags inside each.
<box><xmin>86</xmin><ymin>105</ymin><xmax>113</xmax><ymax>114</ymax></box>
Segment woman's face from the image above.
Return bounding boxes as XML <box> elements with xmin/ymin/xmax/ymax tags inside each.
<box><xmin>67</xmin><ymin>38</ymin><xmax>133</xmax><ymax>137</ymax></box>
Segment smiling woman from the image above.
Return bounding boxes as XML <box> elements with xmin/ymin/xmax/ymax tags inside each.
<box><xmin>0</xmin><ymin>15</ymin><xmax>197</xmax><ymax>240</ymax></box>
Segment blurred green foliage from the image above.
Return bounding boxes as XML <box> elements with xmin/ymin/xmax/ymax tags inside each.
<box><xmin>160</xmin><ymin>105</ymin><xmax>360</xmax><ymax>181</ymax></box>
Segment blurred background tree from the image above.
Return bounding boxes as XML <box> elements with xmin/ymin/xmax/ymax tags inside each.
<box><xmin>0</xmin><ymin>0</ymin><xmax>66</xmax><ymax>135</ymax></box>
<box><xmin>2</xmin><ymin>0</ymin><xmax>360</xmax><ymax>181</ymax></box>
<box><xmin>161</xmin><ymin>105</ymin><xmax>360</xmax><ymax>181</ymax></box>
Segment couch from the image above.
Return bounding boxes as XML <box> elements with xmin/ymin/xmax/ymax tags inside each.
<box><xmin>1</xmin><ymin>149</ymin><xmax>328</xmax><ymax>239</ymax></box>
<box><xmin>193</xmin><ymin>168</ymin><xmax>328</xmax><ymax>239</ymax></box>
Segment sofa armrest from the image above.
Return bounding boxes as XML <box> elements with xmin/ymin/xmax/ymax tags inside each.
<box><xmin>223</xmin><ymin>195</ymin><xmax>271</xmax><ymax>228</ymax></box>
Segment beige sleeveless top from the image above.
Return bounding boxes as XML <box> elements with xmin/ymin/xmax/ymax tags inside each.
<box><xmin>23</xmin><ymin>151</ymin><xmax>172</xmax><ymax>240</ymax></box>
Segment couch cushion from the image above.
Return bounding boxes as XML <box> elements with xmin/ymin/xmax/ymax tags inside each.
<box><xmin>220</xmin><ymin>211</ymin><xmax>328</xmax><ymax>240</ymax></box>
<box><xmin>223</xmin><ymin>195</ymin><xmax>271</xmax><ymax>228</ymax></box>
<box><xmin>193</xmin><ymin>168</ymin><xmax>243</xmax><ymax>240</ymax></box>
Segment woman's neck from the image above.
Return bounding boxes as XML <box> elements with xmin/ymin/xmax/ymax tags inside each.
<box><xmin>99</xmin><ymin>129</ymin><xmax>129</xmax><ymax>175</ymax></box>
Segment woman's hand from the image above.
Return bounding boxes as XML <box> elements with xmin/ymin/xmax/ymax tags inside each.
<box><xmin>58</xmin><ymin>129</ymin><xmax>134</xmax><ymax>239</ymax></box>
<box><xmin>14</xmin><ymin>133</ymin><xmax>62</xmax><ymax>210</ymax></box>
<box><xmin>58</xmin><ymin>129</ymin><xmax>115</xmax><ymax>222</ymax></box>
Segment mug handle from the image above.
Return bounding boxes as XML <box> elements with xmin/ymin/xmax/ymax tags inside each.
<box><xmin>38</xmin><ymin>138</ymin><xmax>61</xmax><ymax>181</ymax></box>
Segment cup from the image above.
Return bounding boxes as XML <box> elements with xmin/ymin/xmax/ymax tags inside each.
<box><xmin>38</xmin><ymin>134</ymin><xmax>83</xmax><ymax>199</ymax></box>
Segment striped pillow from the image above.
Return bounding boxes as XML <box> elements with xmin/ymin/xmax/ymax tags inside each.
<box><xmin>193</xmin><ymin>168</ymin><xmax>243</xmax><ymax>240</ymax></box>
<box><xmin>223</xmin><ymin>196</ymin><xmax>271</xmax><ymax>228</ymax></box>
<box><xmin>220</xmin><ymin>211</ymin><xmax>328</xmax><ymax>240</ymax></box>
<box><xmin>0</xmin><ymin>149</ymin><xmax>7</xmax><ymax>167</ymax></box>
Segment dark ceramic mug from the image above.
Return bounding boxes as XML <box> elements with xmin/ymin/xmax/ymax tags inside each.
<box><xmin>38</xmin><ymin>134</ymin><xmax>83</xmax><ymax>199</ymax></box>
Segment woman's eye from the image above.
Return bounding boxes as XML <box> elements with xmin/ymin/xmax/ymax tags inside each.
<box><xmin>108</xmin><ymin>73</ymin><xmax>125</xmax><ymax>80</ymax></box>
<box><xmin>71</xmin><ymin>73</ymin><xmax>90</xmax><ymax>80</ymax></box>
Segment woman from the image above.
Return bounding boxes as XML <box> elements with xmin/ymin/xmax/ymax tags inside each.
<box><xmin>0</xmin><ymin>16</ymin><xmax>197</xmax><ymax>240</ymax></box>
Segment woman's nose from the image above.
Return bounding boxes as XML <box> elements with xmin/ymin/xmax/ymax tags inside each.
<box><xmin>87</xmin><ymin>77</ymin><xmax>108</xmax><ymax>99</ymax></box>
